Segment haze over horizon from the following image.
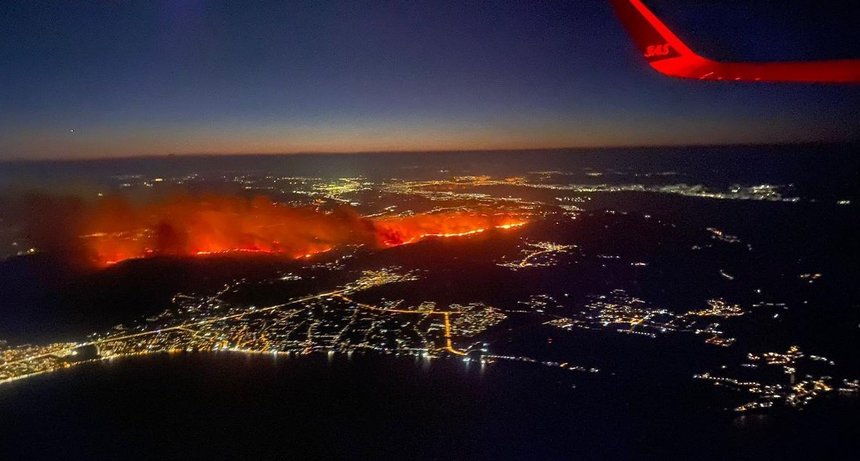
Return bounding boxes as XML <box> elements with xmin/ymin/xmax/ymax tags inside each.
<box><xmin>2</xmin><ymin>0</ymin><xmax>858</xmax><ymax>160</ymax></box>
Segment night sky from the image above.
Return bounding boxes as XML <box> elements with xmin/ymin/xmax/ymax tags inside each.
<box><xmin>1</xmin><ymin>0</ymin><xmax>858</xmax><ymax>160</ymax></box>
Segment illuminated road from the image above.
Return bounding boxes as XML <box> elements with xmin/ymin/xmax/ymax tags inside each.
<box><xmin>333</xmin><ymin>294</ymin><xmax>467</xmax><ymax>355</ymax></box>
<box><xmin>512</xmin><ymin>247</ymin><xmax>560</xmax><ymax>268</ymax></box>
<box><xmin>0</xmin><ymin>288</ymin><xmax>349</xmax><ymax>368</ymax></box>
<box><xmin>2</xmin><ymin>269</ymin><xmax>479</xmax><ymax>386</ymax></box>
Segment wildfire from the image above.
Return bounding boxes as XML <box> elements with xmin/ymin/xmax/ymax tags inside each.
<box><xmin>72</xmin><ymin>195</ymin><xmax>527</xmax><ymax>266</ymax></box>
<box><xmin>373</xmin><ymin>213</ymin><xmax>527</xmax><ymax>247</ymax></box>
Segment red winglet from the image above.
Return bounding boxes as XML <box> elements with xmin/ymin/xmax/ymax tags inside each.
<box><xmin>610</xmin><ymin>0</ymin><xmax>860</xmax><ymax>83</ymax></box>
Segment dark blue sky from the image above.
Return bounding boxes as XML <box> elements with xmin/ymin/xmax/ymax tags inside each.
<box><xmin>1</xmin><ymin>0</ymin><xmax>858</xmax><ymax>159</ymax></box>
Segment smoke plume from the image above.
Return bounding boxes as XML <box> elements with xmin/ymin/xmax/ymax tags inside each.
<box><xmin>7</xmin><ymin>193</ymin><xmax>526</xmax><ymax>267</ymax></box>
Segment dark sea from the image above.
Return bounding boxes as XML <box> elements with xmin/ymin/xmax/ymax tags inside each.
<box><xmin>1</xmin><ymin>353</ymin><xmax>858</xmax><ymax>461</ymax></box>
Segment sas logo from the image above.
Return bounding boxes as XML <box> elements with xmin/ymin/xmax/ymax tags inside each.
<box><xmin>644</xmin><ymin>44</ymin><xmax>671</xmax><ymax>58</ymax></box>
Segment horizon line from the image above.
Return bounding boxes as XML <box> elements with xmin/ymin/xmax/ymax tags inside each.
<box><xmin>1</xmin><ymin>140</ymin><xmax>855</xmax><ymax>164</ymax></box>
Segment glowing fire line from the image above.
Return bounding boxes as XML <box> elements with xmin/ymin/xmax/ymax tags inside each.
<box><xmin>388</xmin><ymin>221</ymin><xmax>527</xmax><ymax>246</ymax></box>
<box><xmin>99</xmin><ymin>219</ymin><xmax>527</xmax><ymax>266</ymax></box>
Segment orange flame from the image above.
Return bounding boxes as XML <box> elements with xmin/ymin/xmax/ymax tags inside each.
<box><xmin>75</xmin><ymin>195</ymin><xmax>527</xmax><ymax>266</ymax></box>
<box><xmin>374</xmin><ymin>213</ymin><xmax>527</xmax><ymax>246</ymax></box>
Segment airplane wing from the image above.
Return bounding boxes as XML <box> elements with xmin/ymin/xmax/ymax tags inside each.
<box><xmin>610</xmin><ymin>0</ymin><xmax>860</xmax><ymax>83</ymax></box>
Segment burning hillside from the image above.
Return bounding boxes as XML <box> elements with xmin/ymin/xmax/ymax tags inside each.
<box><xmin>62</xmin><ymin>195</ymin><xmax>527</xmax><ymax>266</ymax></box>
